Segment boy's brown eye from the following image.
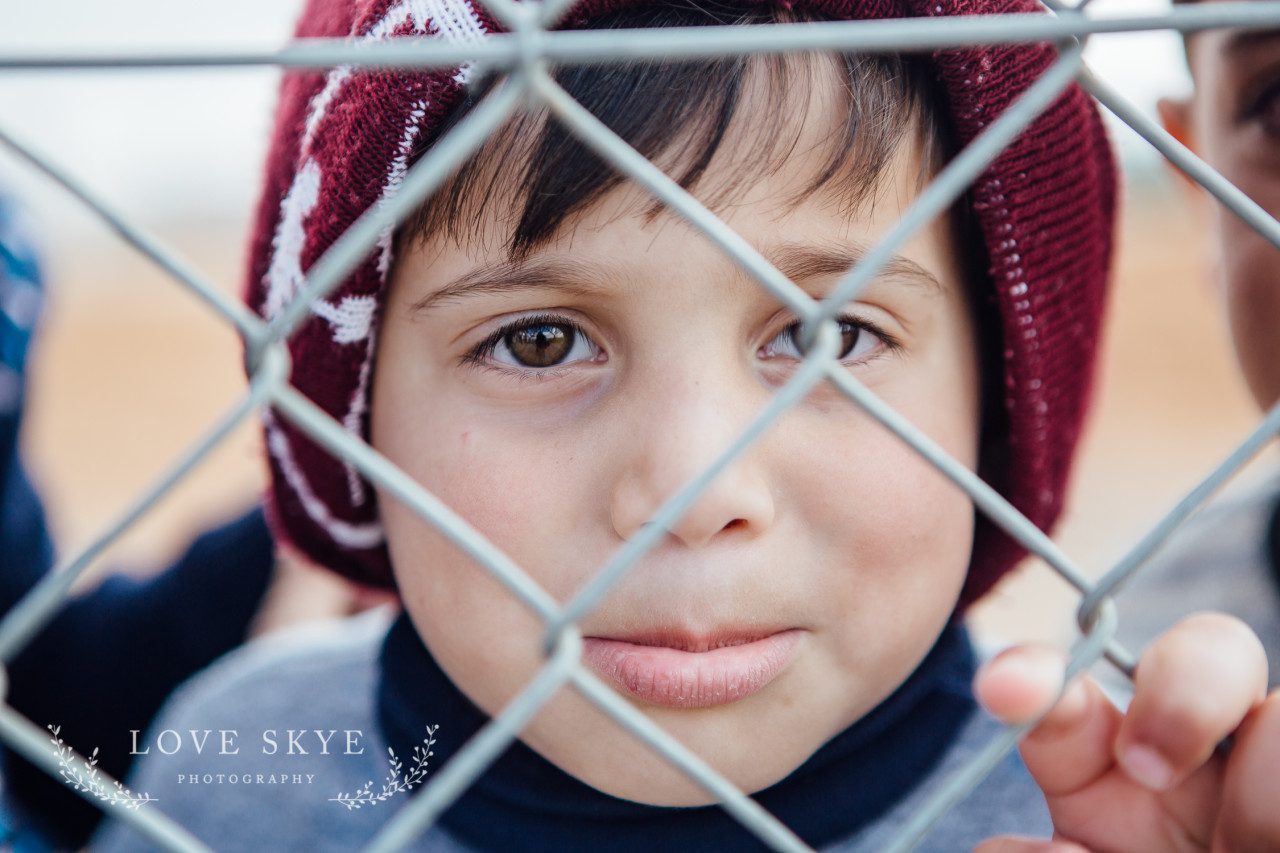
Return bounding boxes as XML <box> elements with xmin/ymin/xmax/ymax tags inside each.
<box><xmin>507</xmin><ymin>323</ymin><xmax>574</xmax><ymax>367</ymax></box>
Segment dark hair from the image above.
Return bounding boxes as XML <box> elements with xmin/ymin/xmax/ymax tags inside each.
<box><xmin>399</xmin><ymin>3</ymin><xmax>950</xmax><ymax>260</ymax></box>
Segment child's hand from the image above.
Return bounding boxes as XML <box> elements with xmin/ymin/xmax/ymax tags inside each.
<box><xmin>972</xmin><ymin>612</ymin><xmax>1279</xmax><ymax>851</ymax></box>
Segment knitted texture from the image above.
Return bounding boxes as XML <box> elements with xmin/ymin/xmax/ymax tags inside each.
<box><xmin>244</xmin><ymin>0</ymin><xmax>1116</xmax><ymax>607</ymax></box>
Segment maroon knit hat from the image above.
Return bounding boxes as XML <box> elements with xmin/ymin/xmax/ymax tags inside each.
<box><xmin>245</xmin><ymin>0</ymin><xmax>1116</xmax><ymax>607</ymax></box>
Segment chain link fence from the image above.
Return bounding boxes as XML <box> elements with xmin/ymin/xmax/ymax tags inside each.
<box><xmin>1</xmin><ymin>0</ymin><xmax>1279</xmax><ymax>849</ymax></box>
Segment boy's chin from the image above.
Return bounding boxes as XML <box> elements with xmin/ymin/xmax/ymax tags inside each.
<box><xmin>570</xmin><ymin>742</ymin><xmax>801</xmax><ymax>808</ymax></box>
<box><xmin>522</xmin><ymin>684</ymin><xmax>829</xmax><ymax>807</ymax></box>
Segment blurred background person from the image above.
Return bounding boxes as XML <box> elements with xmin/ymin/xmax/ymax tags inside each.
<box><xmin>0</xmin><ymin>187</ymin><xmax>381</xmax><ymax>849</ymax></box>
<box><xmin>1111</xmin><ymin>0</ymin><xmax>1280</xmax><ymax>685</ymax></box>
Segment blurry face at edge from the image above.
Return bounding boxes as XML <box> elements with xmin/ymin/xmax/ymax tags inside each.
<box><xmin>370</xmin><ymin>61</ymin><xmax>982</xmax><ymax>806</ymax></box>
<box><xmin>1169</xmin><ymin>6</ymin><xmax>1280</xmax><ymax>409</ymax></box>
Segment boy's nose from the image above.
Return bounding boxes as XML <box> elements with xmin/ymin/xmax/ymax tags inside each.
<box><xmin>608</xmin><ymin>376</ymin><xmax>776</xmax><ymax>550</ymax></box>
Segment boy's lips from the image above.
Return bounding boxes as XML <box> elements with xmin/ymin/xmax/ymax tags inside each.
<box><xmin>580</xmin><ymin>628</ymin><xmax>804</xmax><ymax>709</ymax></box>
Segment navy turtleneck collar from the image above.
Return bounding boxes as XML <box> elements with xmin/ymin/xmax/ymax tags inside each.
<box><xmin>377</xmin><ymin>614</ymin><xmax>977</xmax><ymax>851</ymax></box>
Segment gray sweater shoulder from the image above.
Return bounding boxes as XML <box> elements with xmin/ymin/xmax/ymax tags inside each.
<box><xmin>1112</xmin><ymin>468</ymin><xmax>1280</xmax><ymax>687</ymax></box>
<box><xmin>830</xmin><ymin>708</ymin><xmax>1050</xmax><ymax>851</ymax></box>
<box><xmin>90</xmin><ymin>610</ymin><xmax>470</xmax><ymax>853</ymax></box>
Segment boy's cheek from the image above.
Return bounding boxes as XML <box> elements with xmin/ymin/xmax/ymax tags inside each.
<box><xmin>797</xmin><ymin>438</ymin><xmax>970</xmax><ymax>722</ymax></box>
<box><xmin>380</xmin><ymin>485</ymin><xmax>577</xmax><ymax>708</ymax></box>
<box><xmin>379</xmin><ymin>414</ymin><xmax>610</xmax><ymax>602</ymax></box>
<box><xmin>791</xmin><ymin>416</ymin><xmax>973</xmax><ymax>591</ymax></box>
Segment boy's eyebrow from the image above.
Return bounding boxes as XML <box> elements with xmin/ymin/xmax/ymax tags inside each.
<box><xmin>407</xmin><ymin>242</ymin><xmax>941</xmax><ymax>316</ymax></box>
<box><xmin>408</xmin><ymin>258</ymin><xmax>610</xmax><ymax>314</ymax></box>
<box><xmin>769</xmin><ymin>242</ymin><xmax>943</xmax><ymax>297</ymax></box>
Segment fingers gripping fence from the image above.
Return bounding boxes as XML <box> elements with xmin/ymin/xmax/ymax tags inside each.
<box><xmin>2</xmin><ymin>0</ymin><xmax>1280</xmax><ymax>849</ymax></box>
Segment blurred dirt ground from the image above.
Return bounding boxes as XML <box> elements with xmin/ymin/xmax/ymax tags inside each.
<box><xmin>17</xmin><ymin>182</ymin><xmax>1276</xmax><ymax>642</ymax></box>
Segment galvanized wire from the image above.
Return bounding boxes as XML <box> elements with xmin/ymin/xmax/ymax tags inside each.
<box><xmin>1</xmin><ymin>2</ymin><xmax>1280</xmax><ymax>852</ymax></box>
<box><xmin>3</xmin><ymin>3</ymin><xmax>1280</xmax><ymax>70</ymax></box>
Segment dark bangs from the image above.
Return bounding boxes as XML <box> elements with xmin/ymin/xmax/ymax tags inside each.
<box><xmin>398</xmin><ymin>3</ymin><xmax>952</xmax><ymax>260</ymax></box>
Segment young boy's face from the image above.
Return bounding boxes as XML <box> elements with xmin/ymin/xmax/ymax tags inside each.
<box><xmin>370</xmin><ymin>64</ymin><xmax>981</xmax><ymax>805</ymax></box>
<box><xmin>1165</xmin><ymin>6</ymin><xmax>1280</xmax><ymax>410</ymax></box>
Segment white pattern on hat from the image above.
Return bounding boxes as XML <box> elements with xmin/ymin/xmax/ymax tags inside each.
<box><xmin>310</xmin><ymin>295</ymin><xmax>378</xmax><ymax>345</ymax></box>
<box><xmin>377</xmin><ymin>0</ymin><xmax>433</xmax><ymax>37</ymax></box>
<box><xmin>261</xmin><ymin>159</ymin><xmax>376</xmax><ymax>348</ymax></box>
<box><xmin>423</xmin><ymin>0</ymin><xmax>485</xmax><ymax>84</ymax></box>
<box><xmin>265</xmin><ymin>412</ymin><xmax>385</xmax><ymax>549</ymax></box>
<box><xmin>302</xmin><ymin>66</ymin><xmax>354</xmax><ymax>156</ymax></box>
<box><xmin>423</xmin><ymin>0</ymin><xmax>487</xmax><ymax>45</ymax></box>
<box><xmin>263</xmin><ymin>157</ymin><xmax>321</xmax><ymax>324</ymax></box>
<box><xmin>338</xmin><ymin>94</ymin><xmax>429</xmax><ymax>507</ymax></box>
<box><xmin>375</xmin><ymin>99</ymin><xmax>431</xmax><ymax>278</ymax></box>
<box><xmin>263</xmin><ymin>0</ymin><xmax>493</xmax><ymax>545</ymax></box>
<box><xmin>299</xmin><ymin>0</ymin><xmax>459</xmax><ymax>159</ymax></box>
<box><xmin>342</xmin><ymin>330</ymin><xmax>379</xmax><ymax>506</ymax></box>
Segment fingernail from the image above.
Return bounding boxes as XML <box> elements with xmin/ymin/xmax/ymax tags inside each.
<box><xmin>1119</xmin><ymin>744</ymin><xmax>1174</xmax><ymax>790</ymax></box>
